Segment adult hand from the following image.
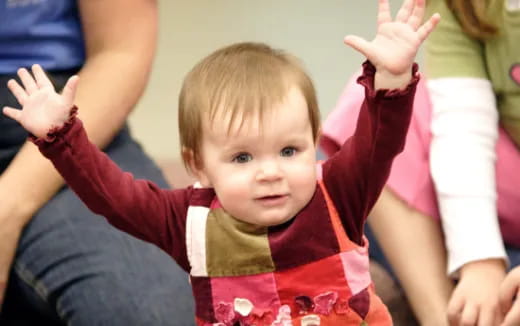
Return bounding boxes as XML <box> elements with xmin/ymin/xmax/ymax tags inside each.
<box><xmin>499</xmin><ymin>266</ymin><xmax>520</xmax><ymax>326</ymax></box>
<box><xmin>448</xmin><ymin>258</ymin><xmax>506</xmax><ymax>326</ymax></box>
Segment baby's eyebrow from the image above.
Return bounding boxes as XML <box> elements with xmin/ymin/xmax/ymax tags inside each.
<box><xmin>280</xmin><ymin>133</ymin><xmax>309</xmax><ymax>143</ymax></box>
<box><xmin>220</xmin><ymin>141</ymin><xmax>252</xmax><ymax>154</ymax></box>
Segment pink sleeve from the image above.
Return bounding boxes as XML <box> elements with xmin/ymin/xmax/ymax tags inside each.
<box><xmin>320</xmin><ymin>68</ymin><xmax>364</xmax><ymax>157</ymax></box>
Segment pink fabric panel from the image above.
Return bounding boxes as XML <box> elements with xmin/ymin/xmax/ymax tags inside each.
<box><xmin>339</xmin><ymin>241</ymin><xmax>370</xmax><ymax>295</ymax></box>
<box><xmin>210</xmin><ymin>198</ymin><xmax>222</xmax><ymax>209</ymax></box>
<box><xmin>210</xmin><ymin>273</ymin><xmax>281</xmax><ymax>311</ymax></box>
<box><xmin>321</xmin><ymin>70</ymin><xmax>364</xmax><ymax>152</ymax></box>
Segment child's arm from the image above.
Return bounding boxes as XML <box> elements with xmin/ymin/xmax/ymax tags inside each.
<box><xmin>425</xmin><ymin>2</ymin><xmax>506</xmax><ymax>325</ymax></box>
<box><xmin>499</xmin><ymin>267</ymin><xmax>520</xmax><ymax>326</ymax></box>
<box><xmin>322</xmin><ymin>0</ymin><xmax>439</xmax><ymax>244</ymax></box>
<box><xmin>2</xmin><ymin>66</ymin><xmax>189</xmax><ymax>263</ymax></box>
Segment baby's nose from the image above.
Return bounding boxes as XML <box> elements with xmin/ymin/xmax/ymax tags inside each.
<box><xmin>256</xmin><ymin>160</ymin><xmax>282</xmax><ymax>181</ymax></box>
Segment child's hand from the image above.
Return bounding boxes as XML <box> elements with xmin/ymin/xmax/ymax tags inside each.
<box><xmin>499</xmin><ymin>266</ymin><xmax>520</xmax><ymax>326</ymax></box>
<box><xmin>2</xmin><ymin>64</ymin><xmax>79</xmax><ymax>139</ymax></box>
<box><xmin>344</xmin><ymin>0</ymin><xmax>440</xmax><ymax>90</ymax></box>
<box><xmin>447</xmin><ymin>259</ymin><xmax>506</xmax><ymax>326</ymax></box>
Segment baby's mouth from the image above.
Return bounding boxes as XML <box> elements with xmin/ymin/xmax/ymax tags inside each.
<box><xmin>260</xmin><ymin>195</ymin><xmax>282</xmax><ymax>199</ymax></box>
<box><xmin>255</xmin><ymin>194</ymin><xmax>289</xmax><ymax>206</ymax></box>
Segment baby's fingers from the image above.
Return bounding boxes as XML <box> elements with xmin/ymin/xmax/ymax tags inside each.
<box><xmin>408</xmin><ymin>0</ymin><xmax>425</xmax><ymax>30</ymax></box>
<box><xmin>377</xmin><ymin>0</ymin><xmax>392</xmax><ymax>25</ymax></box>
<box><xmin>17</xmin><ymin>68</ymin><xmax>38</xmax><ymax>95</ymax></box>
<box><xmin>7</xmin><ymin>79</ymin><xmax>28</xmax><ymax>106</ymax></box>
<box><xmin>61</xmin><ymin>75</ymin><xmax>79</xmax><ymax>104</ymax></box>
<box><xmin>417</xmin><ymin>13</ymin><xmax>441</xmax><ymax>42</ymax></box>
<box><xmin>32</xmin><ymin>64</ymin><xmax>54</xmax><ymax>89</ymax></box>
<box><xmin>343</xmin><ymin>35</ymin><xmax>373</xmax><ymax>60</ymax></box>
<box><xmin>2</xmin><ymin>107</ymin><xmax>22</xmax><ymax>123</ymax></box>
<box><xmin>395</xmin><ymin>0</ymin><xmax>415</xmax><ymax>23</ymax></box>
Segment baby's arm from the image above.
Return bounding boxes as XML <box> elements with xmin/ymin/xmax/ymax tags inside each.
<box><xmin>2</xmin><ymin>65</ymin><xmax>188</xmax><ymax>256</ymax></box>
<box><xmin>322</xmin><ymin>0</ymin><xmax>439</xmax><ymax>243</ymax></box>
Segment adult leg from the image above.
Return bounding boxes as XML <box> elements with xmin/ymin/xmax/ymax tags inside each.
<box><xmin>1</xmin><ymin>129</ymin><xmax>195</xmax><ymax>326</ymax></box>
<box><xmin>369</xmin><ymin>188</ymin><xmax>453</xmax><ymax>326</ymax></box>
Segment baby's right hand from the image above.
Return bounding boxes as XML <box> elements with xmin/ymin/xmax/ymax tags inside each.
<box><xmin>2</xmin><ymin>64</ymin><xmax>78</xmax><ymax>139</ymax></box>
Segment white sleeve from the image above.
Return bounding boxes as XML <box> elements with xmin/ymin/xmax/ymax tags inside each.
<box><xmin>428</xmin><ymin>77</ymin><xmax>507</xmax><ymax>277</ymax></box>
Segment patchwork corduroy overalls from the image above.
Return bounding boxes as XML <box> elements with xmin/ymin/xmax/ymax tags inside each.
<box><xmin>186</xmin><ymin>179</ymin><xmax>392</xmax><ymax>326</ymax></box>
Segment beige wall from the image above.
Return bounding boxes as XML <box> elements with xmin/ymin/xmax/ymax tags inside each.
<box><xmin>129</xmin><ymin>0</ymin><xmax>382</xmax><ymax>161</ymax></box>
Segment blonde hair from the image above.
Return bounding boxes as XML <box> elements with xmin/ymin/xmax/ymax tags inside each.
<box><xmin>178</xmin><ymin>42</ymin><xmax>320</xmax><ymax>169</ymax></box>
<box><xmin>446</xmin><ymin>0</ymin><xmax>498</xmax><ymax>40</ymax></box>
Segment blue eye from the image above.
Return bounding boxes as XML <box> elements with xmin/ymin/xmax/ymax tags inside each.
<box><xmin>280</xmin><ymin>147</ymin><xmax>296</xmax><ymax>157</ymax></box>
<box><xmin>233</xmin><ymin>153</ymin><xmax>252</xmax><ymax>163</ymax></box>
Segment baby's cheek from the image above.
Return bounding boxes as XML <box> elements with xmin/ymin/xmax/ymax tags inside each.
<box><xmin>218</xmin><ymin>176</ymin><xmax>251</xmax><ymax>202</ymax></box>
<box><xmin>217</xmin><ymin>184</ymin><xmax>252</xmax><ymax>222</ymax></box>
<box><xmin>293</xmin><ymin>163</ymin><xmax>316</xmax><ymax>182</ymax></box>
<box><xmin>291</xmin><ymin>166</ymin><xmax>317</xmax><ymax>196</ymax></box>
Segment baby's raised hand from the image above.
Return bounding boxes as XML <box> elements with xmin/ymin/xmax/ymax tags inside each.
<box><xmin>344</xmin><ymin>0</ymin><xmax>440</xmax><ymax>87</ymax></box>
<box><xmin>2</xmin><ymin>64</ymin><xmax>78</xmax><ymax>139</ymax></box>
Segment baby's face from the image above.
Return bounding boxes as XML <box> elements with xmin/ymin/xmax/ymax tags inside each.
<box><xmin>194</xmin><ymin>87</ymin><xmax>317</xmax><ymax>226</ymax></box>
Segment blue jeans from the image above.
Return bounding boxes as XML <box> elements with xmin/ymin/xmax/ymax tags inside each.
<box><xmin>0</xmin><ymin>72</ymin><xmax>195</xmax><ymax>325</ymax></box>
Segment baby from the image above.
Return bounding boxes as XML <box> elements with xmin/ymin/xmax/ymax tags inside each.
<box><xmin>3</xmin><ymin>0</ymin><xmax>439</xmax><ymax>325</ymax></box>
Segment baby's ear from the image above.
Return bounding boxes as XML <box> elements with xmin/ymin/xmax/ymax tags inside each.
<box><xmin>182</xmin><ymin>147</ymin><xmax>199</xmax><ymax>176</ymax></box>
<box><xmin>182</xmin><ymin>147</ymin><xmax>211</xmax><ymax>187</ymax></box>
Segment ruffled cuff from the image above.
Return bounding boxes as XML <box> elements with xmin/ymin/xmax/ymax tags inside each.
<box><xmin>29</xmin><ymin>106</ymin><xmax>79</xmax><ymax>145</ymax></box>
<box><xmin>357</xmin><ymin>60</ymin><xmax>420</xmax><ymax>99</ymax></box>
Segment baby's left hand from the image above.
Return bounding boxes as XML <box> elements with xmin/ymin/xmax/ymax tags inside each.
<box><xmin>344</xmin><ymin>0</ymin><xmax>440</xmax><ymax>88</ymax></box>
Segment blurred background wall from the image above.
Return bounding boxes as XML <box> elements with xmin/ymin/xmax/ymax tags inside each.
<box><xmin>129</xmin><ymin>0</ymin><xmax>383</xmax><ymax>161</ymax></box>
